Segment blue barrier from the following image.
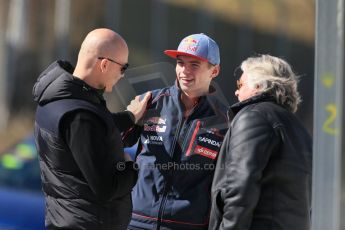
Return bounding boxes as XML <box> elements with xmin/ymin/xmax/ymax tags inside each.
<box><xmin>0</xmin><ymin>135</ymin><xmax>138</xmax><ymax>230</ymax></box>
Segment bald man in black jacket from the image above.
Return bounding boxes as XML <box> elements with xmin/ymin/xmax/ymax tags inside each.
<box><xmin>33</xmin><ymin>28</ymin><xmax>151</xmax><ymax>230</ymax></box>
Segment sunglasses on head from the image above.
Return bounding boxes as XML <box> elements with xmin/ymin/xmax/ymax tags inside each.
<box><xmin>236</xmin><ymin>80</ymin><xmax>243</xmax><ymax>90</ymax></box>
<box><xmin>234</xmin><ymin>66</ymin><xmax>244</xmax><ymax>90</ymax></box>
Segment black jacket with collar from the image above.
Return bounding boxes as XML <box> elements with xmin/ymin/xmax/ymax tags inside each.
<box><xmin>209</xmin><ymin>93</ymin><xmax>312</xmax><ymax>230</ymax></box>
<box><xmin>33</xmin><ymin>60</ymin><xmax>137</xmax><ymax>230</ymax></box>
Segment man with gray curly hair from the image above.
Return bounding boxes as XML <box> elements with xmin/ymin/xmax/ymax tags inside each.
<box><xmin>209</xmin><ymin>54</ymin><xmax>312</xmax><ymax>230</ymax></box>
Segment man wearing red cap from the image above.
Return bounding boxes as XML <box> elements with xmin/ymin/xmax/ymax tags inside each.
<box><xmin>123</xmin><ymin>33</ymin><xmax>229</xmax><ymax>230</ymax></box>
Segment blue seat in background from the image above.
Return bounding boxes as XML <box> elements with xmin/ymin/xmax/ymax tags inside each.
<box><xmin>0</xmin><ymin>135</ymin><xmax>138</xmax><ymax>230</ymax></box>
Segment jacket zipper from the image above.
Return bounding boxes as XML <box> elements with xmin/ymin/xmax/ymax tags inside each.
<box><xmin>156</xmin><ymin>99</ymin><xmax>199</xmax><ymax>229</ymax></box>
<box><xmin>156</xmin><ymin>181</ymin><xmax>169</xmax><ymax>230</ymax></box>
<box><xmin>156</xmin><ymin>117</ymin><xmax>185</xmax><ymax>229</ymax></box>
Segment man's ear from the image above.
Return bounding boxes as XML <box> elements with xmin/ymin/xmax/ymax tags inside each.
<box><xmin>99</xmin><ymin>59</ymin><xmax>109</xmax><ymax>73</ymax></box>
<box><xmin>211</xmin><ymin>65</ymin><xmax>220</xmax><ymax>78</ymax></box>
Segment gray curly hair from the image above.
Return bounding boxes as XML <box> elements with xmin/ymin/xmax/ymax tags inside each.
<box><xmin>240</xmin><ymin>54</ymin><xmax>301</xmax><ymax>113</ymax></box>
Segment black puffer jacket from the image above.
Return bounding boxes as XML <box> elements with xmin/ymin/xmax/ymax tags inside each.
<box><xmin>33</xmin><ymin>60</ymin><xmax>138</xmax><ymax>230</ymax></box>
<box><xmin>209</xmin><ymin>93</ymin><xmax>312</xmax><ymax>230</ymax></box>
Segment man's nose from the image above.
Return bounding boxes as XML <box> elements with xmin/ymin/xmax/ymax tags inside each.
<box><xmin>182</xmin><ymin>65</ymin><xmax>190</xmax><ymax>74</ymax></box>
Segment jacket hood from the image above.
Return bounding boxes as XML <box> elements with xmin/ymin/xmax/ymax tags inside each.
<box><xmin>33</xmin><ymin>60</ymin><xmax>105</xmax><ymax>106</ymax></box>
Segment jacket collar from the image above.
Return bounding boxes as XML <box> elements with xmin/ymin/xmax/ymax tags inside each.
<box><xmin>33</xmin><ymin>60</ymin><xmax>106</xmax><ymax>106</ymax></box>
<box><xmin>171</xmin><ymin>81</ymin><xmax>222</xmax><ymax>118</ymax></box>
<box><xmin>228</xmin><ymin>93</ymin><xmax>275</xmax><ymax>120</ymax></box>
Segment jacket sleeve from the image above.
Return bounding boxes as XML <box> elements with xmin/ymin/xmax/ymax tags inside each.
<box><xmin>112</xmin><ymin>111</ymin><xmax>135</xmax><ymax>132</ymax></box>
<box><xmin>62</xmin><ymin>111</ymin><xmax>138</xmax><ymax>202</ymax></box>
<box><xmin>218</xmin><ymin>110</ymin><xmax>280</xmax><ymax>230</ymax></box>
<box><xmin>112</xmin><ymin>111</ymin><xmax>142</xmax><ymax>147</ymax></box>
<box><xmin>121</xmin><ymin>124</ymin><xmax>143</xmax><ymax>147</ymax></box>
<box><xmin>120</xmin><ymin>91</ymin><xmax>153</xmax><ymax>147</ymax></box>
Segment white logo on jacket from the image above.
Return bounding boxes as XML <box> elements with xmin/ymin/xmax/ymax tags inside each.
<box><xmin>144</xmin><ymin>135</ymin><xmax>164</xmax><ymax>145</ymax></box>
<box><xmin>198</xmin><ymin>137</ymin><xmax>221</xmax><ymax>148</ymax></box>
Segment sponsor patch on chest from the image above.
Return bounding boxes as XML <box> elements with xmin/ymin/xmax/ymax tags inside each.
<box><xmin>144</xmin><ymin>124</ymin><xmax>167</xmax><ymax>132</ymax></box>
<box><xmin>144</xmin><ymin>135</ymin><xmax>164</xmax><ymax>145</ymax></box>
<box><xmin>194</xmin><ymin>145</ymin><xmax>218</xmax><ymax>159</ymax></box>
<box><xmin>198</xmin><ymin>137</ymin><xmax>221</xmax><ymax>148</ymax></box>
<box><xmin>147</xmin><ymin>117</ymin><xmax>167</xmax><ymax>125</ymax></box>
<box><xmin>143</xmin><ymin>116</ymin><xmax>167</xmax><ymax>133</ymax></box>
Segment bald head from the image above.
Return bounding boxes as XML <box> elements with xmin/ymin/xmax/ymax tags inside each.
<box><xmin>78</xmin><ymin>28</ymin><xmax>128</xmax><ymax>67</ymax></box>
<box><xmin>73</xmin><ymin>28</ymin><xmax>129</xmax><ymax>91</ymax></box>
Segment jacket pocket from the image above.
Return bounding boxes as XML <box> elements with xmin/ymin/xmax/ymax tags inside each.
<box><xmin>209</xmin><ymin>190</ymin><xmax>224</xmax><ymax>230</ymax></box>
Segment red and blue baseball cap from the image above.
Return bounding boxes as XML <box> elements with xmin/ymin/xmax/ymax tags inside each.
<box><xmin>164</xmin><ymin>33</ymin><xmax>220</xmax><ymax>65</ymax></box>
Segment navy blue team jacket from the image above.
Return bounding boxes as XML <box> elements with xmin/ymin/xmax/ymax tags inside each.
<box><xmin>123</xmin><ymin>83</ymin><xmax>229</xmax><ymax>230</ymax></box>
